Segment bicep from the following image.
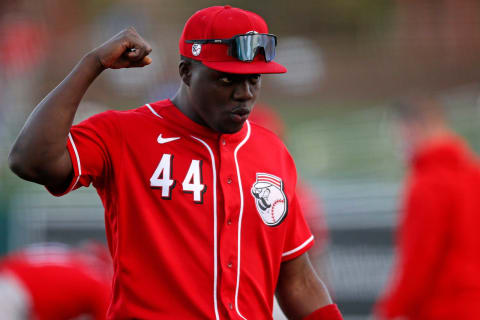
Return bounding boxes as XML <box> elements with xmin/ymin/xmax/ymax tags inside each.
<box><xmin>44</xmin><ymin>119</ymin><xmax>113</xmax><ymax>196</ymax></box>
<box><xmin>276</xmin><ymin>253</ymin><xmax>332</xmax><ymax>319</ymax></box>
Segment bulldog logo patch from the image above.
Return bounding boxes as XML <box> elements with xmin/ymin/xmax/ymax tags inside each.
<box><xmin>251</xmin><ymin>173</ymin><xmax>288</xmax><ymax>226</ymax></box>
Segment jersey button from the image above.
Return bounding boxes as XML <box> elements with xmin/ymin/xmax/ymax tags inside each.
<box><xmin>221</xmin><ymin>139</ymin><xmax>226</xmax><ymax>146</ymax></box>
<box><xmin>229</xmin><ymin>303</ymin><xmax>233</xmax><ymax>310</ymax></box>
<box><xmin>227</xmin><ymin>262</ymin><xmax>233</xmax><ymax>268</ymax></box>
<box><xmin>227</xmin><ymin>177</ymin><xmax>232</xmax><ymax>184</ymax></box>
<box><xmin>227</xmin><ymin>219</ymin><xmax>232</xmax><ymax>225</ymax></box>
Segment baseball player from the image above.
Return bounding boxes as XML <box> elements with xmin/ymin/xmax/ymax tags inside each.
<box><xmin>9</xmin><ymin>5</ymin><xmax>342</xmax><ymax>320</ymax></box>
<box><xmin>0</xmin><ymin>242</ymin><xmax>112</xmax><ymax>320</ymax></box>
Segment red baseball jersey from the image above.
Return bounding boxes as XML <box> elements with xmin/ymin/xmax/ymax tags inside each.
<box><xmin>50</xmin><ymin>100</ymin><xmax>314</xmax><ymax>319</ymax></box>
<box><xmin>0</xmin><ymin>244</ymin><xmax>112</xmax><ymax>320</ymax></box>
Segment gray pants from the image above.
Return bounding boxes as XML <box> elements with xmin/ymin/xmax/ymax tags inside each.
<box><xmin>273</xmin><ymin>297</ymin><xmax>288</xmax><ymax>320</ymax></box>
<box><xmin>0</xmin><ymin>271</ymin><xmax>32</xmax><ymax>320</ymax></box>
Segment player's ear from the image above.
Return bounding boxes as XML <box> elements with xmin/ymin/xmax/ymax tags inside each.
<box><xmin>178</xmin><ymin>60</ymin><xmax>193</xmax><ymax>86</ymax></box>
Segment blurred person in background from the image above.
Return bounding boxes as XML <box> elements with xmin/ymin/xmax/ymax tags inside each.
<box><xmin>0</xmin><ymin>241</ymin><xmax>112</xmax><ymax>320</ymax></box>
<box><xmin>374</xmin><ymin>96</ymin><xmax>480</xmax><ymax>319</ymax></box>
<box><xmin>249</xmin><ymin>103</ymin><xmax>331</xmax><ymax>320</ymax></box>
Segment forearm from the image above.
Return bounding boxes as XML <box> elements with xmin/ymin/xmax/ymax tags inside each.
<box><xmin>9</xmin><ymin>52</ymin><xmax>104</xmax><ymax>185</ymax></box>
<box><xmin>276</xmin><ymin>254</ymin><xmax>333</xmax><ymax>319</ymax></box>
<box><xmin>277</xmin><ymin>275</ymin><xmax>332</xmax><ymax>319</ymax></box>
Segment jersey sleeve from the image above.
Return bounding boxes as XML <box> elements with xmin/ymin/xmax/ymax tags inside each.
<box><xmin>281</xmin><ymin>189</ymin><xmax>315</xmax><ymax>262</ymax></box>
<box><xmin>47</xmin><ymin>111</ymin><xmax>119</xmax><ymax>196</ymax></box>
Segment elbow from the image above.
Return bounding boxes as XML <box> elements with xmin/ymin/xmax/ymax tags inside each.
<box><xmin>8</xmin><ymin>146</ymin><xmax>36</xmax><ymax>182</ymax></box>
<box><xmin>8</xmin><ymin>145</ymin><xmax>71</xmax><ymax>188</ymax></box>
<box><xmin>8</xmin><ymin>147</ymin><xmax>26</xmax><ymax>178</ymax></box>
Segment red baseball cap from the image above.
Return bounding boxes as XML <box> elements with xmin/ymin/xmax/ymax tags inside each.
<box><xmin>179</xmin><ymin>5</ymin><xmax>287</xmax><ymax>74</ymax></box>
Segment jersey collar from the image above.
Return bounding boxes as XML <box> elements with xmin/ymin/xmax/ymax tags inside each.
<box><xmin>151</xmin><ymin>99</ymin><xmax>249</xmax><ymax>144</ymax></box>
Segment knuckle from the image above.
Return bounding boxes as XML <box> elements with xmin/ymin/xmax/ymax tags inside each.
<box><xmin>123</xmin><ymin>27</ymin><xmax>137</xmax><ymax>38</ymax></box>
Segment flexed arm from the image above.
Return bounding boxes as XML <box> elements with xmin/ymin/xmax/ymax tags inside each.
<box><xmin>8</xmin><ymin>27</ymin><xmax>152</xmax><ymax>193</ymax></box>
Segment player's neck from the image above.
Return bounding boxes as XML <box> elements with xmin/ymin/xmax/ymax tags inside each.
<box><xmin>170</xmin><ymin>87</ymin><xmax>202</xmax><ymax>127</ymax></box>
<box><xmin>170</xmin><ymin>86</ymin><xmax>188</xmax><ymax>113</ymax></box>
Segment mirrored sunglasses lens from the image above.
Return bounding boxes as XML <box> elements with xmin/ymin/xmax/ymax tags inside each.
<box><xmin>262</xmin><ymin>36</ymin><xmax>276</xmax><ymax>62</ymax></box>
<box><xmin>235</xmin><ymin>34</ymin><xmax>276</xmax><ymax>62</ymax></box>
<box><xmin>236</xmin><ymin>35</ymin><xmax>255</xmax><ymax>61</ymax></box>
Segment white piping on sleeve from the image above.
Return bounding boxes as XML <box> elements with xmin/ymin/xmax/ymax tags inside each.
<box><xmin>233</xmin><ymin>121</ymin><xmax>251</xmax><ymax>320</ymax></box>
<box><xmin>68</xmin><ymin>133</ymin><xmax>82</xmax><ymax>190</ymax></box>
<box><xmin>282</xmin><ymin>235</ymin><xmax>315</xmax><ymax>258</ymax></box>
<box><xmin>146</xmin><ymin>103</ymin><xmax>163</xmax><ymax>118</ymax></box>
<box><xmin>191</xmin><ymin>136</ymin><xmax>220</xmax><ymax>320</ymax></box>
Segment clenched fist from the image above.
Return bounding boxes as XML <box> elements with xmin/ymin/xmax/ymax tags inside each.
<box><xmin>90</xmin><ymin>27</ymin><xmax>152</xmax><ymax>70</ymax></box>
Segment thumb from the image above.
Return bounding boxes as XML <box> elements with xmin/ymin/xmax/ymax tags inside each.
<box><xmin>143</xmin><ymin>56</ymin><xmax>152</xmax><ymax>65</ymax></box>
<box><xmin>129</xmin><ymin>56</ymin><xmax>152</xmax><ymax>68</ymax></box>
<box><xmin>126</xmin><ymin>48</ymin><xmax>140</xmax><ymax>59</ymax></box>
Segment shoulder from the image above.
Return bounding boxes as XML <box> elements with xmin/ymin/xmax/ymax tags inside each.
<box><xmin>247</xmin><ymin>121</ymin><xmax>297</xmax><ymax>174</ymax></box>
<box><xmin>248</xmin><ymin>121</ymin><xmax>295</xmax><ymax>163</ymax></box>
<box><xmin>78</xmin><ymin>100</ymin><xmax>169</xmax><ymax>128</ymax></box>
<box><xmin>411</xmin><ymin>157</ymin><xmax>473</xmax><ymax>193</ymax></box>
<box><xmin>110</xmin><ymin>99</ymin><xmax>178</xmax><ymax>124</ymax></box>
<box><xmin>406</xmin><ymin>168</ymin><xmax>456</xmax><ymax>207</ymax></box>
<box><xmin>248</xmin><ymin>121</ymin><xmax>289</xmax><ymax>151</ymax></box>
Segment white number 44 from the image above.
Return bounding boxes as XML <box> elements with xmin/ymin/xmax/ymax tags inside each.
<box><xmin>150</xmin><ymin>154</ymin><xmax>206</xmax><ymax>203</ymax></box>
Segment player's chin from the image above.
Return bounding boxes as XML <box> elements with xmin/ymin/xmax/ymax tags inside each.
<box><xmin>217</xmin><ymin>120</ymin><xmax>245</xmax><ymax>134</ymax></box>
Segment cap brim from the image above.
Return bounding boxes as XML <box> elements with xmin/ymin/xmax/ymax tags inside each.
<box><xmin>202</xmin><ymin>60</ymin><xmax>287</xmax><ymax>74</ymax></box>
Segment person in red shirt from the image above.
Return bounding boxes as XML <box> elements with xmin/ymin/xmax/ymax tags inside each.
<box><xmin>8</xmin><ymin>5</ymin><xmax>342</xmax><ymax>320</ymax></box>
<box><xmin>0</xmin><ymin>242</ymin><xmax>112</xmax><ymax>320</ymax></box>
<box><xmin>375</xmin><ymin>96</ymin><xmax>480</xmax><ymax>319</ymax></box>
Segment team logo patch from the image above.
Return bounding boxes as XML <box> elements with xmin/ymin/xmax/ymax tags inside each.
<box><xmin>192</xmin><ymin>43</ymin><xmax>202</xmax><ymax>56</ymax></box>
<box><xmin>251</xmin><ymin>173</ymin><xmax>288</xmax><ymax>226</ymax></box>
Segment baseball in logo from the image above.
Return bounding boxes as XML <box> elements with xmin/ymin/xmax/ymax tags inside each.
<box><xmin>251</xmin><ymin>173</ymin><xmax>288</xmax><ymax>226</ymax></box>
<box><xmin>192</xmin><ymin>43</ymin><xmax>202</xmax><ymax>56</ymax></box>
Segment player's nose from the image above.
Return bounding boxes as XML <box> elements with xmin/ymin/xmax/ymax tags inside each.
<box><xmin>233</xmin><ymin>79</ymin><xmax>255</xmax><ymax>101</ymax></box>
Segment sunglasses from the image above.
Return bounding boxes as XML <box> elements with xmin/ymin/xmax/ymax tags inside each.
<box><xmin>186</xmin><ymin>33</ymin><xmax>277</xmax><ymax>62</ymax></box>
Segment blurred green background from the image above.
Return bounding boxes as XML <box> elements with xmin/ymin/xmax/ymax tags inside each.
<box><xmin>2</xmin><ymin>1</ymin><xmax>480</xmax><ymax>319</ymax></box>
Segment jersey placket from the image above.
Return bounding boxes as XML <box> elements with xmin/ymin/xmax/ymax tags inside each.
<box><xmin>217</xmin><ymin>135</ymin><xmax>243</xmax><ymax>318</ymax></box>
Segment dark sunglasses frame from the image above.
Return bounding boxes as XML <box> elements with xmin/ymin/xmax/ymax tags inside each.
<box><xmin>185</xmin><ymin>33</ymin><xmax>277</xmax><ymax>62</ymax></box>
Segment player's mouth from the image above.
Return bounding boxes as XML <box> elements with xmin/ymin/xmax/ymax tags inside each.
<box><xmin>230</xmin><ymin>107</ymin><xmax>250</xmax><ymax>123</ymax></box>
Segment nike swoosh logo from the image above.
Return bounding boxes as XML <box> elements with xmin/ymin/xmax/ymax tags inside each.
<box><xmin>157</xmin><ymin>133</ymin><xmax>180</xmax><ymax>144</ymax></box>
<box><xmin>157</xmin><ymin>134</ymin><xmax>181</xmax><ymax>144</ymax></box>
